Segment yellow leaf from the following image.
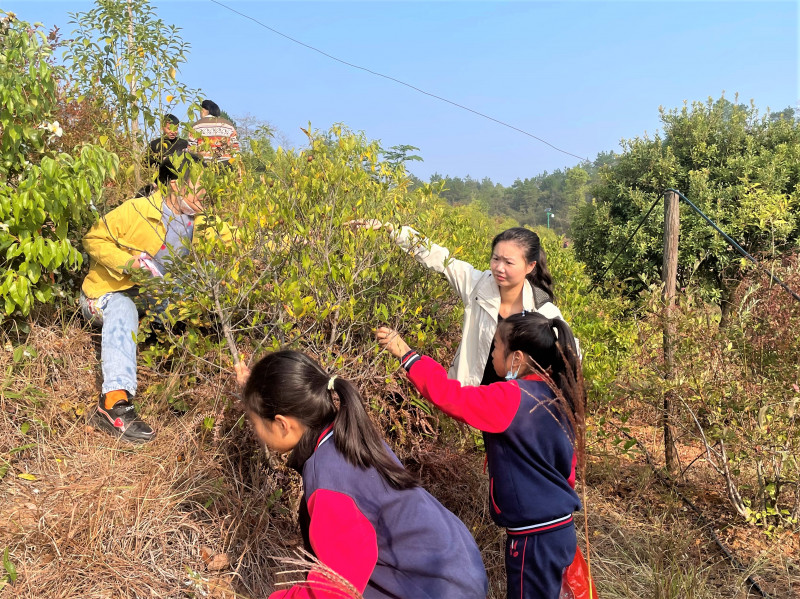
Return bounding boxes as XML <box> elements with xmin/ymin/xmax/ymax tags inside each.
<box><xmin>99</xmin><ymin>135</ymin><xmax>108</xmax><ymax>146</ymax></box>
<box><xmin>18</xmin><ymin>473</ymin><xmax>36</xmax><ymax>481</ymax></box>
<box><xmin>169</xmin><ymin>67</ymin><xmax>176</xmax><ymax>79</ymax></box>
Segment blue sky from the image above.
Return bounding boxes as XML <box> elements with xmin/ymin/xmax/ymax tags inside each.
<box><xmin>6</xmin><ymin>1</ymin><xmax>799</xmax><ymax>185</ymax></box>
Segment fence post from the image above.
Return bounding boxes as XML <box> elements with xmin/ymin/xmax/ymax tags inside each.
<box><xmin>662</xmin><ymin>190</ymin><xmax>680</xmax><ymax>475</ymax></box>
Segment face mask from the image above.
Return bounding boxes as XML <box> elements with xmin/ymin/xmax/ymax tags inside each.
<box><xmin>178</xmin><ymin>198</ymin><xmax>198</xmax><ymax>215</ymax></box>
<box><xmin>504</xmin><ymin>357</ymin><xmax>521</xmax><ymax>381</ymax></box>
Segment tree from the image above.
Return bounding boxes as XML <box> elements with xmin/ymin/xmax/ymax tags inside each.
<box><xmin>381</xmin><ymin>144</ymin><xmax>423</xmax><ymax>170</ymax></box>
<box><xmin>0</xmin><ymin>11</ymin><xmax>118</xmax><ymax>317</ymax></box>
<box><xmin>64</xmin><ymin>0</ymin><xmax>195</xmax><ymax>188</ymax></box>
<box><xmin>573</xmin><ymin>95</ymin><xmax>800</xmax><ymax>315</ymax></box>
<box><xmin>564</xmin><ymin>166</ymin><xmax>590</xmax><ymax>233</ymax></box>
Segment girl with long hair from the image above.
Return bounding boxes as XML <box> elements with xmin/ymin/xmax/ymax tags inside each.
<box><xmin>378</xmin><ymin>312</ymin><xmax>587</xmax><ymax>599</ymax></box>
<box><xmin>353</xmin><ymin>221</ymin><xmax>567</xmax><ymax>386</ymax></box>
<box><xmin>235</xmin><ymin>351</ymin><xmax>488</xmax><ymax>599</ymax></box>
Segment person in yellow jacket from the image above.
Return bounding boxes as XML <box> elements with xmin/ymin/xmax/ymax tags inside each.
<box><xmin>81</xmin><ymin>156</ymin><xmax>232</xmax><ymax>442</ymax></box>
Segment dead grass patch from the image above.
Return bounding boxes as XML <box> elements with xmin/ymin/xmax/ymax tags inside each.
<box><xmin>1</xmin><ymin>317</ymin><xmax>797</xmax><ymax>598</ymax></box>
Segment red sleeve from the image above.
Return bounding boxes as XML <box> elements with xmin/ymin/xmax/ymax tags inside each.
<box><xmin>407</xmin><ymin>355</ymin><xmax>521</xmax><ymax>433</ymax></box>
<box><xmin>268</xmin><ymin>489</ymin><xmax>377</xmax><ymax>599</ymax></box>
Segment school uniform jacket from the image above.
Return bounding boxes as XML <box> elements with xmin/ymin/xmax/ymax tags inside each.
<box><xmin>404</xmin><ymin>354</ymin><xmax>582</xmax><ymax>534</ymax></box>
<box><xmin>269</xmin><ymin>425</ymin><xmax>488</xmax><ymax>599</ymax></box>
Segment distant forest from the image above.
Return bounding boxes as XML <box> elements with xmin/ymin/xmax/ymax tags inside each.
<box><xmin>409</xmin><ymin>151</ymin><xmax>617</xmax><ymax>236</ymax></box>
<box><xmin>411</xmin><ymin>105</ymin><xmax>798</xmax><ymax>237</ymax></box>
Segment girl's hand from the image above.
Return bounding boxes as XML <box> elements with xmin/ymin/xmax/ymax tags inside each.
<box><xmin>234</xmin><ymin>362</ymin><xmax>251</xmax><ymax>388</ymax></box>
<box><xmin>376</xmin><ymin>326</ymin><xmax>411</xmax><ymax>359</ymax></box>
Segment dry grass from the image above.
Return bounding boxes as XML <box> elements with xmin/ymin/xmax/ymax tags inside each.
<box><xmin>585</xmin><ymin>455</ymin><xmax>799</xmax><ymax>599</ymax></box>
<box><xmin>1</xmin><ymin>314</ymin><xmax>798</xmax><ymax>598</ymax></box>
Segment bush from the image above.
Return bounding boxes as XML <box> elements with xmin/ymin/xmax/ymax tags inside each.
<box><xmin>0</xmin><ymin>11</ymin><xmax>118</xmax><ymax>317</ymax></box>
<box><xmin>607</xmin><ymin>257</ymin><xmax>800</xmax><ymax>529</ymax></box>
<box><xmin>574</xmin><ymin>96</ymin><xmax>800</xmax><ymax>310</ymax></box>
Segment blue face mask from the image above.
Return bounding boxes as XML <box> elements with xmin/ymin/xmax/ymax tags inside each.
<box><xmin>504</xmin><ymin>358</ymin><xmax>521</xmax><ymax>380</ymax></box>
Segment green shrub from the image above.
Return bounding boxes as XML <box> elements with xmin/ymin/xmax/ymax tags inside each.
<box><xmin>0</xmin><ymin>11</ymin><xmax>118</xmax><ymax>317</ymax></box>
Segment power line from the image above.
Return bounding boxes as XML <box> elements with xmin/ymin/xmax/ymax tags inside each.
<box><xmin>589</xmin><ymin>189</ymin><xmax>800</xmax><ymax>305</ymax></box>
<box><xmin>589</xmin><ymin>194</ymin><xmax>661</xmax><ymax>294</ymax></box>
<box><xmin>667</xmin><ymin>188</ymin><xmax>800</xmax><ymax>305</ymax></box>
<box><xmin>207</xmin><ymin>0</ymin><xmax>589</xmax><ymax>163</ymax></box>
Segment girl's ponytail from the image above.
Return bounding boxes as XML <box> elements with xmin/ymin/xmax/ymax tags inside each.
<box><xmin>242</xmin><ymin>349</ymin><xmax>417</xmax><ymax>490</ymax></box>
<box><xmin>549</xmin><ymin>318</ymin><xmax>586</xmax><ymax>472</ymax></box>
<box><xmin>497</xmin><ymin>313</ymin><xmax>586</xmax><ymax>471</ymax></box>
<box><xmin>331</xmin><ymin>377</ymin><xmax>418</xmax><ymax>490</ymax></box>
<box><xmin>532</xmin><ymin>246</ymin><xmax>555</xmax><ymax>304</ymax></box>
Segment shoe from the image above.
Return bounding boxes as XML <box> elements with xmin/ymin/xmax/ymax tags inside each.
<box><xmin>92</xmin><ymin>393</ymin><xmax>155</xmax><ymax>443</ymax></box>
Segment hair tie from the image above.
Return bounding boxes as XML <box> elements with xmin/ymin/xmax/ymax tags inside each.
<box><xmin>327</xmin><ymin>375</ymin><xmax>337</xmax><ymax>391</ymax></box>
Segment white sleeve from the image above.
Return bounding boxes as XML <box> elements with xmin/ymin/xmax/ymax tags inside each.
<box><xmin>392</xmin><ymin>226</ymin><xmax>484</xmax><ymax>305</ymax></box>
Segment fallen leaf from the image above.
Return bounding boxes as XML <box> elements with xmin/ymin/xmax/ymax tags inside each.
<box><xmin>207</xmin><ymin>553</ymin><xmax>230</xmax><ymax>571</ymax></box>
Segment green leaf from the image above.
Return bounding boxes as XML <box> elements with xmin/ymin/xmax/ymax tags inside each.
<box><xmin>2</xmin><ymin>548</ymin><xmax>17</xmax><ymax>583</ymax></box>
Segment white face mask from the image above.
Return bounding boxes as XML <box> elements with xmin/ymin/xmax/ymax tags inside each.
<box><xmin>178</xmin><ymin>198</ymin><xmax>198</xmax><ymax>215</ymax></box>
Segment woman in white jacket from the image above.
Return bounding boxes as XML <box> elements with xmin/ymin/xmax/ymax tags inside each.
<box><xmin>360</xmin><ymin>223</ymin><xmax>564</xmax><ymax>386</ymax></box>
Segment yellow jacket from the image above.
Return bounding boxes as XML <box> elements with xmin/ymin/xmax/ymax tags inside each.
<box><xmin>81</xmin><ymin>191</ymin><xmax>233</xmax><ymax>299</ymax></box>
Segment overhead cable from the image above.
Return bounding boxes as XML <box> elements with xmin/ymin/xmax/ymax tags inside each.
<box><xmin>589</xmin><ymin>189</ymin><xmax>800</xmax><ymax>305</ymax></box>
<box><xmin>667</xmin><ymin>188</ymin><xmax>800</xmax><ymax>304</ymax></box>
<box><xmin>208</xmin><ymin>0</ymin><xmax>589</xmax><ymax>163</ymax></box>
<box><xmin>588</xmin><ymin>194</ymin><xmax>661</xmax><ymax>294</ymax></box>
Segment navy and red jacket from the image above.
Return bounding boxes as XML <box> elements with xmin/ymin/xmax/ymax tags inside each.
<box><xmin>404</xmin><ymin>354</ymin><xmax>581</xmax><ymax>535</ymax></box>
<box><xmin>270</xmin><ymin>425</ymin><xmax>488</xmax><ymax>599</ymax></box>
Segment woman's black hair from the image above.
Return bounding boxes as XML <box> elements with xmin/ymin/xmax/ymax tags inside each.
<box><xmin>201</xmin><ymin>99</ymin><xmax>221</xmax><ymax>117</ymax></box>
<box><xmin>242</xmin><ymin>350</ymin><xmax>418</xmax><ymax>490</ymax></box>
<box><xmin>496</xmin><ymin>312</ymin><xmax>586</xmax><ymax>470</ymax></box>
<box><xmin>491</xmin><ymin>227</ymin><xmax>555</xmax><ymax>303</ymax></box>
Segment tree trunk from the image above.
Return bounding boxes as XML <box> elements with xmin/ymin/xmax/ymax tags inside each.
<box><xmin>126</xmin><ymin>0</ymin><xmax>141</xmax><ymax>188</ymax></box>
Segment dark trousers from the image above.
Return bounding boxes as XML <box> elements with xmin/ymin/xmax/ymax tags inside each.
<box><xmin>505</xmin><ymin>524</ymin><xmax>576</xmax><ymax>599</ymax></box>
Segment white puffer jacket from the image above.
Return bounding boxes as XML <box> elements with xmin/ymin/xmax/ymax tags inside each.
<box><xmin>393</xmin><ymin>226</ymin><xmax>564</xmax><ymax>386</ymax></box>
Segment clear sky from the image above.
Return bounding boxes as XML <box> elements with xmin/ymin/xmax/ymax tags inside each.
<box><xmin>6</xmin><ymin>1</ymin><xmax>799</xmax><ymax>185</ymax></box>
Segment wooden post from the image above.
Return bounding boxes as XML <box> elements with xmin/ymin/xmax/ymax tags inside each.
<box><xmin>662</xmin><ymin>190</ymin><xmax>680</xmax><ymax>475</ymax></box>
